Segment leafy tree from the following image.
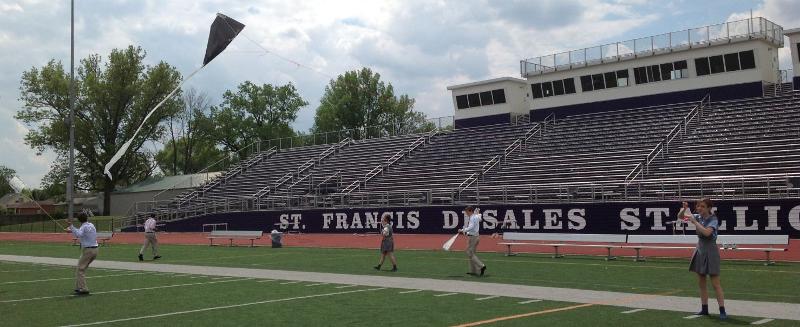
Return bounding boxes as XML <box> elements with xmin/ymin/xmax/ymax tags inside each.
<box><xmin>155</xmin><ymin>137</ymin><xmax>224</xmax><ymax>175</ymax></box>
<box><xmin>313</xmin><ymin>68</ymin><xmax>430</xmax><ymax>139</ymax></box>
<box><xmin>15</xmin><ymin>46</ymin><xmax>182</xmax><ymax>215</ymax></box>
<box><xmin>0</xmin><ymin>165</ymin><xmax>16</xmax><ymax>196</ymax></box>
<box><xmin>157</xmin><ymin>88</ymin><xmax>225</xmax><ymax>175</ymax></box>
<box><xmin>205</xmin><ymin>81</ymin><xmax>306</xmax><ymax>153</ymax></box>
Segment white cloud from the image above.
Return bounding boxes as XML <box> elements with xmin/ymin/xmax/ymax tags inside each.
<box><xmin>0</xmin><ymin>3</ymin><xmax>23</xmax><ymax>13</ymax></box>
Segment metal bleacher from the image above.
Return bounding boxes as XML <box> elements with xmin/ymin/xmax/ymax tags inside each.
<box><xmin>132</xmin><ymin>91</ymin><xmax>800</xmax><ymax>223</ymax></box>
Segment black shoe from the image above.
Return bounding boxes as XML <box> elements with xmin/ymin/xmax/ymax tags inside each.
<box><xmin>138</xmin><ymin>254</ymin><xmax>143</xmax><ymax>261</ymax></box>
<box><xmin>153</xmin><ymin>256</ymin><xmax>161</xmax><ymax>260</ymax></box>
<box><xmin>466</xmin><ymin>272</ymin><xmax>476</xmax><ymax>276</ymax></box>
<box><xmin>373</xmin><ymin>265</ymin><xmax>381</xmax><ymax>271</ymax></box>
<box><xmin>74</xmin><ymin>290</ymin><xmax>90</xmax><ymax>296</ymax></box>
<box><xmin>480</xmin><ymin>265</ymin><xmax>487</xmax><ymax>276</ymax></box>
<box><xmin>391</xmin><ymin>267</ymin><xmax>397</xmax><ymax>272</ymax></box>
<box><xmin>695</xmin><ymin>311</ymin><xmax>709</xmax><ymax>316</ymax></box>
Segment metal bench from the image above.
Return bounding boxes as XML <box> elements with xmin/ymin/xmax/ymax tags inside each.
<box><xmin>625</xmin><ymin>234</ymin><xmax>789</xmax><ymax>265</ymax></box>
<box><xmin>499</xmin><ymin>232</ymin><xmax>628</xmax><ymax>260</ymax></box>
<box><xmin>207</xmin><ymin>230</ymin><xmax>263</xmax><ymax>247</ymax></box>
<box><xmin>72</xmin><ymin>232</ymin><xmax>114</xmax><ymax>246</ymax></box>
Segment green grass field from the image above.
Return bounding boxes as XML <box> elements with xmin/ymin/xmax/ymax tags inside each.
<box><xmin>1</xmin><ymin>241</ymin><xmax>798</xmax><ymax>326</ymax></box>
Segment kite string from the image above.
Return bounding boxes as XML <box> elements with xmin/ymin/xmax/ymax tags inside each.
<box><xmin>218</xmin><ymin>16</ymin><xmax>333</xmax><ymax>80</ymax></box>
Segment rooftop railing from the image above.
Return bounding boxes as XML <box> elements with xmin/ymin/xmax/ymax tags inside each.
<box><xmin>520</xmin><ymin>17</ymin><xmax>784</xmax><ymax>77</ymax></box>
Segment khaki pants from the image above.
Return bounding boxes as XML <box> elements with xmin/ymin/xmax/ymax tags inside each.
<box><xmin>76</xmin><ymin>247</ymin><xmax>98</xmax><ymax>291</ymax></box>
<box><xmin>465</xmin><ymin>235</ymin><xmax>485</xmax><ymax>274</ymax></box>
<box><xmin>139</xmin><ymin>233</ymin><xmax>159</xmax><ymax>256</ymax></box>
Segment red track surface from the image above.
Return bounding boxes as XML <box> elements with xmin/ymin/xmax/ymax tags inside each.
<box><xmin>1</xmin><ymin>232</ymin><xmax>798</xmax><ymax>262</ymax></box>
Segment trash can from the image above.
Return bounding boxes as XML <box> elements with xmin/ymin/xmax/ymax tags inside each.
<box><xmin>270</xmin><ymin>229</ymin><xmax>283</xmax><ymax>248</ymax></box>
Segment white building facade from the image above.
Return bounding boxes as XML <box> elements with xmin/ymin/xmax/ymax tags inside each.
<box><xmin>448</xmin><ymin>17</ymin><xmax>789</xmax><ymax>127</ymax></box>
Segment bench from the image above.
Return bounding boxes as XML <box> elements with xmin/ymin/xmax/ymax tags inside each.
<box><xmin>72</xmin><ymin>232</ymin><xmax>114</xmax><ymax>246</ymax></box>
<box><xmin>625</xmin><ymin>234</ymin><xmax>789</xmax><ymax>265</ymax></box>
<box><xmin>207</xmin><ymin>230</ymin><xmax>263</xmax><ymax>247</ymax></box>
<box><xmin>499</xmin><ymin>233</ymin><xmax>628</xmax><ymax>260</ymax></box>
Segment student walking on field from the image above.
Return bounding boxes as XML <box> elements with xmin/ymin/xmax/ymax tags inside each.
<box><xmin>65</xmin><ymin>212</ymin><xmax>97</xmax><ymax>295</ymax></box>
<box><xmin>374</xmin><ymin>214</ymin><xmax>398</xmax><ymax>271</ymax></box>
<box><xmin>138</xmin><ymin>213</ymin><xmax>161</xmax><ymax>261</ymax></box>
<box><xmin>459</xmin><ymin>206</ymin><xmax>486</xmax><ymax>277</ymax></box>
<box><xmin>680</xmin><ymin>198</ymin><xmax>727</xmax><ymax>320</ymax></box>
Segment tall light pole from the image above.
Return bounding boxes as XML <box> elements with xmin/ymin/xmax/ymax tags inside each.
<box><xmin>67</xmin><ymin>0</ymin><xmax>75</xmax><ymax>220</ymax></box>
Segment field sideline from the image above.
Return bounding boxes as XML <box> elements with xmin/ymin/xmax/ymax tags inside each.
<box><xmin>1</xmin><ymin>241</ymin><xmax>798</xmax><ymax>326</ymax></box>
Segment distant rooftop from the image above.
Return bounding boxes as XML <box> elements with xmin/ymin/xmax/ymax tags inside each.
<box><xmin>115</xmin><ymin>172</ymin><xmax>221</xmax><ymax>193</ymax></box>
<box><xmin>521</xmin><ymin>17</ymin><xmax>784</xmax><ymax>77</ymax></box>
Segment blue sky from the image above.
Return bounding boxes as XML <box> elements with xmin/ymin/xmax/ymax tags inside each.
<box><xmin>0</xmin><ymin>0</ymin><xmax>797</xmax><ymax>188</ymax></box>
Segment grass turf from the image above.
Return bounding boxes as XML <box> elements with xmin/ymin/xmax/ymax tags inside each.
<box><xmin>0</xmin><ymin>260</ymin><xmax>796</xmax><ymax>326</ymax></box>
<box><xmin>0</xmin><ymin>241</ymin><xmax>797</xmax><ymax>304</ymax></box>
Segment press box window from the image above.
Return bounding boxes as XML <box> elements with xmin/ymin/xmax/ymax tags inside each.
<box><xmin>455</xmin><ymin>95</ymin><xmax>469</xmax><ymax>109</ymax></box>
<box><xmin>553</xmin><ymin>80</ymin><xmax>565</xmax><ymax>96</ymax></box>
<box><xmin>563</xmin><ymin>78</ymin><xmax>576</xmax><ymax>94</ymax></box>
<box><xmin>673</xmin><ymin>60</ymin><xmax>688</xmax><ymax>79</ymax></box>
<box><xmin>542</xmin><ymin>82</ymin><xmax>554</xmax><ymax>97</ymax></box>
<box><xmin>709</xmin><ymin>55</ymin><xmax>725</xmax><ymax>74</ymax></box>
<box><xmin>695</xmin><ymin>57</ymin><xmax>710</xmax><ymax>76</ymax></box>
<box><xmin>634</xmin><ymin>67</ymin><xmax>647</xmax><ymax>84</ymax></box>
<box><xmin>531</xmin><ymin>83</ymin><xmax>544</xmax><ymax>99</ymax></box>
<box><xmin>479</xmin><ymin>91</ymin><xmax>493</xmax><ymax>106</ymax></box>
<box><xmin>492</xmin><ymin>89</ymin><xmax>506</xmax><ymax>104</ymax></box>
<box><xmin>580</xmin><ymin>75</ymin><xmax>593</xmax><ymax>92</ymax></box>
<box><xmin>467</xmin><ymin>93</ymin><xmax>481</xmax><ymax>107</ymax></box>
<box><xmin>604</xmin><ymin>72</ymin><xmax>617</xmax><ymax>88</ymax></box>
<box><xmin>739</xmin><ymin>50</ymin><xmax>755</xmax><ymax>69</ymax></box>
<box><xmin>616</xmin><ymin>70</ymin><xmax>629</xmax><ymax>87</ymax></box>
<box><xmin>724</xmin><ymin>53</ymin><xmax>740</xmax><ymax>71</ymax></box>
<box><xmin>592</xmin><ymin>74</ymin><xmax>605</xmax><ymax>90</ymax></box>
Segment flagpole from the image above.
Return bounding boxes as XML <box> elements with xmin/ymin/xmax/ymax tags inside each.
<box><xmin>67</xmin><ymin>0</ymin><xmax>75</xmax><ymax>220</ymax></box>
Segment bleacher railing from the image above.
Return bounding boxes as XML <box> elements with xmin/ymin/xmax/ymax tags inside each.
<box><xmin>457</xmin><ymin>113</ymin><xmax>556</xmax><ymax>195</ymax></box>
<box><xmin>124</xmin><ymin>172</ymin><xmax>799</xmax><ymax>226</ymax></box>
<box><xmin>625</xmin><ymin>94</ymin><xmax>710</xmax><ymax>185</ymax></box>
<box><xmin>520</xmin><ymin>17</ymin><xmax>783</xmax><ymax>77</ymax></box>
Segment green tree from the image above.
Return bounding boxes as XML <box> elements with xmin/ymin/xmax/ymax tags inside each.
<box><xmin>15</xmin><ymin>46</ymin><xmax>182</xmax><ymax>215</ymax></box>
<box><xmin>155</xmin><ymin>137</ymin><xmax>224</xmax><ymax>175</ymax></box>
<box><xmin>206</xmin><ymin>81</ymin><xmax>306</xmax><ymax>152</ymax></box>
<box><xmin>313</xmin><ymin>67</ymin><xmax>430</xmax><ymax>139</ymax></box>
<box><xmin>0</xmin><ymin>165</ymin><xmax>16</xmax><ymax>196</ymax></box>
<box><xmin>157</xmin><ymin>88</ymin><xmax>225</xmax><ymax>175</ymax></box>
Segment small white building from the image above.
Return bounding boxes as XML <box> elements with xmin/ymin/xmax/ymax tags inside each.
<box><xmin>448</xmin><ymin>17</ymin><xmax>792</xmax><ymax>127</ymax></box>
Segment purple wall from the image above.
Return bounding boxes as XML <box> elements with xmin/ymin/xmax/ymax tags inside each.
<box><xmin>144</xmin><ymin>199</ymin><xmax>800</xmax><ymax>238</ymax></box>
<box><xmin>454</xmin><ymin>113</ymin><xmax>510</xmax><ymax>129</ymax></box>
<box><xmin>530</xmin><ymin>81</ymin><xmax>763</xmax><ymax>121</ymax></box>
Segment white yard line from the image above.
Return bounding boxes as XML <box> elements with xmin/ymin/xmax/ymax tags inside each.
<box><xmin>621</xmin><ymin>308</ymin><xmax>647</xmax><ymax>314</ymax></box>
<box><xmin>58</xmin><ymin>288</ymin><xmax>386</xmax><ymax>327</ymax></box>
<box><xmin>683</xmin><ymin>314</ymin><xmax>704</xmax><ymax>319</ymax></box>
<box><xmin>518</xmin><ymin>299</ymin><xmax>542</xmax><ymax>304</ymax></box>
<box><xmin>306</xmin><ymin>283</ymin><xmax>327</xmax><ymax>287</ymax></box>
<box><xmin>257</xmin><ymin>279</ymin><xmax>275</xmax><ymax>283</ymax></box>
<box><xmin>475</xmin><ymin>295</ymin><xmax>500</xmax><ymax>301</ymax></box>
<box><xmin>435</xmin><ymin>293</ymin><xmax>459</xmax><ymax>297</ymax></box>
<box><xmin>335</xmin><ymin>285</ymin><xmax>358</xmax><ymax>289</ymax></box>
<box><xmin>399</xmin><ymin>289</ymin><xmax>423</xmax><ymax>294</ymax></box>
<box><xmin>279</xmin><ymin>281</ymin><xmax>302</xmax><ymax>285</ymax></box>
<box><xmin>751</xmin><ymin>318</ymin><xmax>774</xmax><ymax>325</ymax></box>
<box><xmin>0</xmin><ymin>278</ymin><xmax>250</xmax><ymax>303</ymax></box>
